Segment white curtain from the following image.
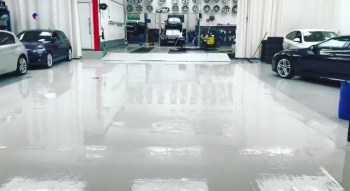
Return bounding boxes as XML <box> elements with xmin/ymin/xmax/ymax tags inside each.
<box><xmin>5</xmin><ymin>0</ymin><xmax>82</xmax><ymax>58</ymax></box>
<box><xmin>236</xmin><ymin>0</ymin><xmax>339</xmax><ymax>58</ymax></box>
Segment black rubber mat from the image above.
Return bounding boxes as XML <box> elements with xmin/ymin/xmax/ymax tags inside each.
<box><xmin>168</xmin><ymin>48</ymin><xmax>187</xmax><ymax>54</ymax></box>
<box><xmin>227</xmin><ymin>53</ymin><xmax>235</xmax><ymax>59</ymax></box>
<box><xmin>186</xmin><ymin>48</ymin><xmax>218</xmax><ymax>51</ymax></box>
<box><xmin>131</xmin><ymin>47</ymin><xmax>154</xmax><ymax>53</ymax></box>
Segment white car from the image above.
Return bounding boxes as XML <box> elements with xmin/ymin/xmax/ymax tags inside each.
<box><xmin>283</xmin><ymin>29</ymin><xmax>338</xmax><ymax>50</ymax></box>
<box><xmin>0</xmin><ymin>30</ymin><xmax>28</xmax><ymax>76</ymax></box>
<box><xmin>156</xmin><ymin>7</ymin><xmax>170</xmax><ymax>13</ymax></box>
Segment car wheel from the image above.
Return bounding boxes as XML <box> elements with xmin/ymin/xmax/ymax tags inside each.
<box><xmin>16</xmin><ymin>55</ymin><xmax>28</xmax><ymax>75</ymax></box>
<box><xmin>46</xmin><ymin>53</ymin><xmax>53</xmax><ymax>68</ymax></box>
<box><xmin>276</xmin><ymin>58</ymin><xmax>295</xmax><ymax>79</ymax></box>
<box><xmin>66</xmin><ymin>48</ymin><xmax>73</xmax><ymax>61</ymax></box>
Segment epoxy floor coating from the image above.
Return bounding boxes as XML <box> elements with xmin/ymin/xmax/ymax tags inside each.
<box><xmin>0</xmin><ymin>60</ymin><xmax>349</xmax><ymax>191</ymax></box>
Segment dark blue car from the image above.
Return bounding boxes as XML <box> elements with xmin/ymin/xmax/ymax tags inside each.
<box><xmin>17</xmin><ymin>30</ymin><xmax>72</xmax><ymax>68</ymax></box>
<box><xmin>272</xmin><ymin>36</ymin><xmax>350</xmax><ymax>81</ymax></box>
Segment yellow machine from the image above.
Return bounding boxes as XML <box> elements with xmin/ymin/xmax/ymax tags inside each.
<box><xmin>202</xmin><ymin>35</ymin><xmax>216</xmax><ymax>49</ymax></box>
<box><xmin>206</xmin><ymin>36</ymin><xmax>215</xmax><ymax>45</ymax></box>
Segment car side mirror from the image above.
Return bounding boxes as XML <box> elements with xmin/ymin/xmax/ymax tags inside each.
<box><xmin>52</xmin><ymin>37</ymin><xmax>59</xmax><ymax>43</ymax></box>
<box><xmin>293</xmin><ymin>38</ymin><xmax>301</xmax><ymax>43</ymax></box>
<box><xmin>311</xmin><ymin>45</ymin><xmax>318</xmax><ymax>53</ymax></box>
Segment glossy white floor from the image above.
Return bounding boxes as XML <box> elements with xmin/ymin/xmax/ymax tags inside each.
<box><xmin>0</xmin><ymin>59</ymin><xmax>349</xmax><ymax>191</ymax></box>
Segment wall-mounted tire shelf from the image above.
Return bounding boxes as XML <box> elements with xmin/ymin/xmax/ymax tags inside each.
<box><xmin>192</xmin><ymin>5</ymin><xmax>199</xmax><ymax>12</ymax></box>
<box><xmin>127</xmin><ymin>4</ymin><xmax>133</xmax><ymax>12</ymax></box>
<box><xmin>182</xmin><ymin>5</ymin><xmax>189</xmax><ymax>13</ymax></box>
<box><xmin>146</xmin><ymin>5</ymin><xmax>153</xmax><ymax>12</ymax></box>
<box><xmin>213</xmin><ymin>5</ymin><xmax>220</xmax><ymax>12</ymax></box>
<box><xmin>203</xmin><ymin>5</ymin><xmax>210</xmax><ymax>12</ymax></box>
<box><xmin>172</xmin><ymin>5</ymin><xmax>179</xmax><ymax>12</ymax></box>
<box><xmin>222</xmin><ymin>5</ymin><xmax>229</xmax><ymax>13</ymax></box>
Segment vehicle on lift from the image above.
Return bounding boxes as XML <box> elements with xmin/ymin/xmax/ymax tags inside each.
<box><xmin>17</xmin><ymin>29</ymin><xmax>72</xmax><ymax>68</ymax></box>
<box><xmin>272</xmin><ymin>36</ymin><xmax>350</xmax><ymax>80</ymax></box>
<box><xmin>160</xmin><ymin>16</ymin><xmax>185</xmax><ymax>46</ymax></box>
<box><xmin>160</xmin><ymin>29</ymin><xmax>186</xmax><ymax>46</ymax></box>
<box><xmin>165</xmin><ymin>17</ymin><xmax>182</xmax><ymax>30</ymax></box>
<box><xmin>283</xmin><ymin>29</ymin><xmax>338</xmax><ymax>50</ymax></box>
<box><xmin>0</xmin><ymin>30</ymin><xmax>28</xmax><ymax>76</ymax></box>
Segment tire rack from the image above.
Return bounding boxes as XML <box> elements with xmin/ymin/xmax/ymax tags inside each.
<box><xmin>261</xmin><ymin>37</ymin><xmax>284</xmax><ymax>64</ymax></box>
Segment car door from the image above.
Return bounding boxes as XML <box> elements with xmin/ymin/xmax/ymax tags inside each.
<box><xmin>290</xmin><ymin>31</ymin><xmax>303</xmax><ymax>49</ymax></box>
<box><xmin>58</xmin><ymin>31</ymin><xmax>70</xmax><ymax>57</ymax></box>
<box><xmin>284</xmin><ymin>31</ymin><xmax>297</xmax><ymax>50</ymax></box>
<box><xmin>0</xmin><ymin>32</ymin><xmax>17</xmax><ymax>74</ymax></box>
<box><xmin>51</xmin><ymin>31</ymin><xmax>64</xmax><ymax>60</ymax></box>
<box><xmin>303</xmin><ymin>38</ymin><xmax>347</xmax><ymax>77</ymax></box>
<box><xmin>332</xmin><ymin>39</ymin><xmax>350</xmax><ymax>79</ymax></box>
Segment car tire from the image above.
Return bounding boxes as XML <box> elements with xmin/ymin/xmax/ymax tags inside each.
<box><xmin>276</xmin><ymin>57</ymin><xmax>295</xmax><ymax>79</ymax></box>
<box><xmin>16</xmin><ymin>55</ymin><xmax>28</xmax><ymax>76</ymax></box>
<box><xmin>45</xmin><ymin>53</ymin><xmax>53</xmax><ymax>68</ymax></box>
<box><xmin>66</xmin><ymin>48</ymin><xmax>73</xmax><ymax>61</ymax></box>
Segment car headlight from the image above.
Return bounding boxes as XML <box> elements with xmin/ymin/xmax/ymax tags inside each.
<box><xmin>32</xmin><ymin>48</ymin><xmax>46</xmax><ymax>55</ymax></box>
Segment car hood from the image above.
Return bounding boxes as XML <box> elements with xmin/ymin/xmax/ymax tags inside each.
<box><xmin>278</xmin><ymin>48</ymin><xmax>310</xmax><ymax>57</ymax></box>
<box><xmin>168</xmin><ymin>21</ymin><xmax>181</xmax><ymax>25</ymax></box>
<box><xmin>299</xmin><ymin>41</ymin><xmax>320</xmax><ymax>48</ymax></box>
<box><xmin>22</xmin><ymin>42</ymin><xmax>47</xmax><ymax>50</ymax></box>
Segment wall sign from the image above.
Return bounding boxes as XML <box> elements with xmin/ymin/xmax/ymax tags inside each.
<box><xmin>127</xmin><ymin>13</ymin><xmax>140</xmax><ymax>20</ymax></box>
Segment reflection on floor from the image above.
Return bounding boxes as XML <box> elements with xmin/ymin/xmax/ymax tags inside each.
<box><xmin>0</xmin><ymin>60</ymin><xmax>349</xmax><ymax>191</ymax></box>
<box><xmin>109</xmin><ymin>45</ymin><xmax>234</xmax><ymax>54</ymax></box>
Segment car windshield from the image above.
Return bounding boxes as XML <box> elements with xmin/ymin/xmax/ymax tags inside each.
<box><xmin>166</xmin><ymin>30</ymin><xmax>181</xmax><ymax>36</ymax></box>
<box><xmin>168</xmin><ymin>18</ymin><xmax>181</xmax><ymax>23</ymax></box>
<box><xmin>17</xmin><ymin>31</ymin><xmax>52</xmax><ymax>43</ymax></box>
<box><xmin>303</xmin><ymin>31</ymin><xmax>338</xmax><ymax>42</ymax></box>
<box><xmin>317</xmin><ymin>38</ymin><xmax>348</xmax><ymax>50</ymax></box>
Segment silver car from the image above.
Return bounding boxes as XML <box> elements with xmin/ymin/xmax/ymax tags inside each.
<box><xmin>0</xmin><ymin>30</ymin><xmax>28</xmax><ymax>76</ymax></box>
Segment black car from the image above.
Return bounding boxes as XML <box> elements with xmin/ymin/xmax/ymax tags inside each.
<box><xmin>17</xmin><ymin>30</ymin><xmax>72</xmax><ymax>68</ymax></box>
<box><xmin>272</xmin><ymin>36</ymin><xmax>350</xmax><ymax>80</ymax></box>
<box><xmin>165</xmin><ymin>17</ymin><xmax>183</xmax><ymax>31</ymax></box>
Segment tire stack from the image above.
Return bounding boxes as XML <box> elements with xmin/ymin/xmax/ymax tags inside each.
<box><xmin>261</xmin><ymin>37</ymin><xmax>283</xmax><ymax>64</ymax></box>
<box><xmin>260</xmin><ymin>40</ymin><xmax>267</xmax><ymax>62</ymax></box>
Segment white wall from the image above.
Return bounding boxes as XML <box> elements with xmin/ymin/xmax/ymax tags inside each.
<box><xmin>274</xmin><ymin>0</ymin><xmax>337</xmax><ymax>37</ymax></box>
<box><xmin>100</xmin><ymin>0</ymin><xmax>126</xmax><ymax>41</ymax></box>
<box><xmin>334</xmin><ymin>0</ymin><xmax>350</xmax><ymax>35</ymax></box>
